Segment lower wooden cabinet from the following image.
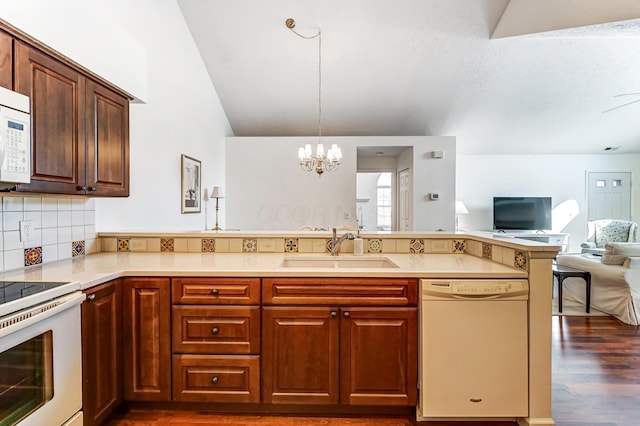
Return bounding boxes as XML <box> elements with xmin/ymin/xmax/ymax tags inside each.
<box><xmin>81</xmin><ymin>279</ymin><xmax>122</xmax><ymax>426</ymax></box>
<box><xmin>80</xmin><ymin>275</ymin><xmax>417</xmax><ymax>415</ymax></box>
<box><xmin>262</xmin><ymin>305</ymin><xmax>418</xmax><ymax>406</ymax></box>
<box><xmin>122</xmin><ymin>277</ymin><xmax>172</xmax><ymax>401</ymax></box>
<box><xmin>340</xmin><ymin>307</ymin><xmax>417</xmax><ymax>406</ymax></box>
<box><xmin>172</xmin><ymin>354</ymin><xmax>260</xmax><ymax>403</ymax></box>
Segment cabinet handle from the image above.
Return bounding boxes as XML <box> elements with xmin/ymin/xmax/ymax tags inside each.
<box><xmin>78</xmin><ymin>185</ymin><xmax>87</xmax><ymax>191</ymax></box>
<box><xmin>210</xmin><ymin>288</ymin><xmax>219</xmax><ymax>295</ymax></box>
<box><xmin>470</xmin><ymin>397</ymin><xmax>482</xmax><ymax>403</ymax></box>
<box><xmin>89</xmin><ymin>186</ymin><xmax>97</xmax><ymax>191</ymax></box>
<box><xmin>343</xmin><ymin>311</ymin><xmax>350</xmax><ymax>318</ymax></box>
<box><xmin>87</xmin><ymin>294</ymin><xmax>96</xmax><ymax>302</ymax></box>
<box><xmin>330</xmin><ymin>311</ymin><xmax>337</xmax><ymax>318</ymax></box>
<box><xmin>211</xmin><ymin>376</ymin><xmax>219</xmax><ymax>384</ymax></box>
<box><xmin>211</xmin><ymin>327</ymin><xmax>219</xmax><ymax>334</ymax></box>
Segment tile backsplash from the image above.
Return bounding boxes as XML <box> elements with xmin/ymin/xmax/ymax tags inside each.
<box><xmin>1</xmin><ymin>196</ymin><xmax>99</xmax><ymax>271</ymax></box>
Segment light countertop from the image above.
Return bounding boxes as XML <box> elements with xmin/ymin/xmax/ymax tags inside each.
<box><xmin>0</xmin><ymin>252</ymin><xmax>527</xmax><ymax>291</ymax></box>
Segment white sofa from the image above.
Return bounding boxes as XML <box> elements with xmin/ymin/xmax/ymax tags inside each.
<box><xmin>556</xmin><ymin>244</ymin><xmax>640</xmax><ymax>325</ymax></box>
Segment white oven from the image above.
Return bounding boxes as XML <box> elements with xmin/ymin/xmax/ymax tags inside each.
<box><xmin>0</xmin><ymin>283</ymin><xmax>84</xmax><ymax>426</ymax></box>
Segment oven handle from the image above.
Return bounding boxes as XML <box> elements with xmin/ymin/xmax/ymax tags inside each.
<box><xmin>0</xmin><ymin>291</ymin><xmax>85</xmax><ymax>339</ymax></box>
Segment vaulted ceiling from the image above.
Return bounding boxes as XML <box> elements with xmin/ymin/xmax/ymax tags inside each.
<box><xmin>177</xmin><ymin>0</ymin><xmax>640</xmax><ymax>155</ymax></box>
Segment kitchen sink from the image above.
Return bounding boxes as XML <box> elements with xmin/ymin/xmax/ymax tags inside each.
<box><xmin>279</xmin><ymin>256</ymin><xmax>399</xmax><ymax>269</ymax></box>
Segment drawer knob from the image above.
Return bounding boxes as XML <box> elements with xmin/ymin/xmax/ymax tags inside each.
<box><xmin>470</xmin><ymin>397</ymin><xmax>482</xmax><ymax>403</ymax></box>
<box><xmin>211</xmin><ymin>376</ymin><xmax>219</xmax><ymax>384</ymax></box>
<box><xmin>211</xmin><ymin>289</ymin><xmax>219</xmax><ymax>295</ymax></box>
<box><xmin>343</xmin><ymin>311</ymin><xmax>350</xmax><ymax>318</ymax></box>
<box><xmin>211</xmin><ymin>327</ymin><xmax>219</xmax><ymax>334</ymax></box>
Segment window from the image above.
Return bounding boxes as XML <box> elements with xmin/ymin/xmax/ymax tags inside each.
<box><xmin>376</xmin><ymin>173</ymin><xmax>392</xmax><ymax>230</ymax></box>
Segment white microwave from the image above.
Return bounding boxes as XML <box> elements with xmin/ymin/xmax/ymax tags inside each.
<box><xmin>0</xmin><ymin>86</ymin><xmax>31</xmax><ymax>188</ymax></box>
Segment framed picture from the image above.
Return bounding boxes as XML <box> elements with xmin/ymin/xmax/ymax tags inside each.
<box><xmin>181</xmin><ymin>154</ymin><xmax>201</xmax><ymax>213</ymax></box>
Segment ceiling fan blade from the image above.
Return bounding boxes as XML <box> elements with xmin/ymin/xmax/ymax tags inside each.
<box><xmin>602</xmin><ymin>98</ymin><xmax>640</xmax><ymax>113</ymax></box>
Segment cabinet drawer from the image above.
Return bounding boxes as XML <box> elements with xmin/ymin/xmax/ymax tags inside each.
<box><xmin>172</xmin><ymin>306</ymin><xmax>260</xmax><ymax>354</ymax></box>
<box><xmin>172</xmin><ymin>278</ymin><xmax>260</xmax><ymax>305</ymax></box>
<box><xmin>172</xmin><ymin>355</ymin><xmax>260</xmax><ymax>403</ymax></box>
<box><xmin>263</xmin><ymin>278</ymin><xmax>418</xmax><ymax>306</ymax></box>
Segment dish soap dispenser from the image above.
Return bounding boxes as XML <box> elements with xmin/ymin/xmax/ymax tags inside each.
<box><xmin>353</xmin><ymin>228</ymin><xmax>364</xmax><ymax>256</ymax></box>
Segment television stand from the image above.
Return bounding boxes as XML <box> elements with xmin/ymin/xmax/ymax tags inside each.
<box><xmin>493</xmin><ymin>231</ymin><xmax>569</xmax><ymax>250</ymax></box>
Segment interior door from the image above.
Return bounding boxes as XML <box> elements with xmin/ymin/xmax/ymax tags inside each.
<box><xmin>398</xmin><ymin>168</ymin><xmax>411</xmax><ymax>231</ymax></box>
<box><xmin>587</xmin><ymin>172</ymin><xmax>632</xmax><ymax>220</ymax></box>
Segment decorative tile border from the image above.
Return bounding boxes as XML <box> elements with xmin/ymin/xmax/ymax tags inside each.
<box><xmin>284</xmin><ymin>238</ymin><xmax>299</xmax><ymax>253</ymax></box>
<box><xmin>325</xmin><ymin>239</ymin><xmax>333</xmax><ymax>254</ymax></box>
<box><xmin>72</xmin><ymin>240</ymin><xmax>86</xmax><ymax>257</ymax></box>
<box><xmin>201</xmin><ymin>239</ymin><xmax>215</xmax><ymax>252</ymax></box>
<box><xmin>482</xmin><ymin>242</ymin><xmax>492</xmax><ymax>258</ymax></box>
<box><xmin>117</xmin><ymin>238</ymin><xmax>130</xmax><ymax>252</ymax></box>
<box><xmin>409</xmin><ymin>239</ymin><xmax>425</xmax><ymax>254</ymax></box>
<box><xmin>24</xmin><ymin>246</ymin><xmax>43</xmax><ymax>266</ymax></box>
<box><xmin>242</xmin><ymin>239</ymin><xmax>257</xmax><ymax>253</ymax></box>
<box><xmin>160</xmin><ymin>238</ymin><xmax>175</xmax><ymax>252</ymax></box>
<box><xmin>514</xmin><ymin>250</ymin><xmax>528</xmax><ymax>271</ymax></box>
<box><xmin>367</xmin><ymin>238</ymin><xmax>382</xmax><ymax>253</ymax></box>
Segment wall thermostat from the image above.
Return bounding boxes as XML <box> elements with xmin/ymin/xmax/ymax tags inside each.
<box><xmin>429</xmin><ymin>193</ymin><xmax>440</xmax><ymax>200</ymax></box>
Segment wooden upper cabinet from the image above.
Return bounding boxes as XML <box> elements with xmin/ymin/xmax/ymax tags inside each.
<box><xmin>14</xmin><ymin>41</ymin><xmax>87</xmax><ymax>194</ymax></box>
<box><xmin>86</xmin><ymin>79</ymin><xmax>129</xmax><ymax>196</ymax></box>
<box><xmin>11</xmin><ymin>37</ymin><xmax>130</xmax><ymax>197</ymax></box>
<box><xmin>0</xmin><ymin>30</ymin><xmax>12</xmax><ymax>89</ymax></box>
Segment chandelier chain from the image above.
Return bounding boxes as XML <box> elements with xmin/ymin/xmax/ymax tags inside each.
<box><xmin>288</xmin><ymin>18</ymin><xmax>341</xmax><ymax>177</ymax></box>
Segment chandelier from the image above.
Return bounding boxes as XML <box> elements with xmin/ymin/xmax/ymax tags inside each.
<box><xmin>287</xmin><ymin>18</ymin><xmax>342</xmax><ymax>177</ymax></box>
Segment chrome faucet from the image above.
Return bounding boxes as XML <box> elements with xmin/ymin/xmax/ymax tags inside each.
<box><xmin>331</xmin><ymin>228</ymin><xmax>355</xmax><ymax>256</ymax></box>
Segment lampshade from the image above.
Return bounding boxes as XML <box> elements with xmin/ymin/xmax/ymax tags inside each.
<box><xmin>455</xmin><ymin>201</ymin><xmax>469</xmax><ymax>215</ymax></box>
<box><xmin>211</xmin><ymin>186</ymin><xmax>224</xmax><ymax>199</ymax></box>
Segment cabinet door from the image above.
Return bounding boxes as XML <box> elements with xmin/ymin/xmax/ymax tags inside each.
<box><xmin>81</xmin><ymin>279</ymin><xmax>122</xmax><ymax>426</ymax></box>
<box><xmin>85</xmin><ymin>79</ymin><xmax>129</xmax><ymax>196</ymax></box>
<box><xmin>0</xmin><ymin>30</ymin><xmax>11</xmax><ymax>89</ymax></box>
<box><xmin>340</xmin><ymin>307</ymin><xmax>417</xmax><ymax>406</ymax></box>
<box><xmin>262</xmin><ymin>306</ymin><xmax>339</xmax><ymax>405</ymax></box>
<box><xmin>14</xmin><ymin>41</ymin><xmax>87</xmax><ymax>194</ymax></box>
<box><xmin>122</xmin><ymin>277</ymin><xmax>171</xmax><ymax>401</ymax></box>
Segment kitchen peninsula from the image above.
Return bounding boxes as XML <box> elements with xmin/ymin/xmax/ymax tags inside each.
<box><xmin>0</xmin><ymin>231</ymin><xmax>559</xmax><ymax>426</ymax></box>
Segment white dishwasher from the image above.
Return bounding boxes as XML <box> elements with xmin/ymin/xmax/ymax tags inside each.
<box><xmin>418</xmin><ymin>279</ymin><xmax>529</xmax><ymax>421</ymax></box>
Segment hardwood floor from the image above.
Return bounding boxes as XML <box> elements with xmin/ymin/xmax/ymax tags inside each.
<box><xmin>106</xmin><ymin>316</ymin><xmax>640</xmax><ymax>426</ymax></box>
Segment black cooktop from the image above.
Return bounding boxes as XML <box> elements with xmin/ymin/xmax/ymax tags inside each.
<box><xmin>0</xmin><ymin>281</ymin><xmax>70</xmax><ymax>305</ymax></box>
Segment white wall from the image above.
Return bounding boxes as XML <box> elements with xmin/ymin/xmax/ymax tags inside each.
<box><xmin>1</xmin><ymin>0</ymin><xmax>147</xmax><ymax>101</ymax></box>
<box><xmin>457</xmin><ymin>154</ymin><xmax>640</xmax><ymax>252</ymax></box>
<box><xmin>226</xmin><ymin>136</ymin><xmax>456</xmax><ymax>231</ymax></box>
<box><xmin>3</xmin><ymin>0</ymin><xmax>232</xmax><ymax>232</ymax></box>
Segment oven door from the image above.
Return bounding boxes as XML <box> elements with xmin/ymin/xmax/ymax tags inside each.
<box><xmin>0</xmin><ymin>292</ymin><xmax>84</xmax><ymax>426</ymax></box>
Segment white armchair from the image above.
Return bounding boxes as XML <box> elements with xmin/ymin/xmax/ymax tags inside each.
<box><xmin>581</xmin><ymin>219</ymin><xmax>638</xmax><ymax>255</ymax></box>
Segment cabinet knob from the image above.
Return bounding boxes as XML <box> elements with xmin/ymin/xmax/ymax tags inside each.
<box><xmin>343</xmin><ymin>311</ymin><xmax>350</xmax><ymax>318</ymax></box>
<box><xmin>87</xmin><ymin>294</ymin><xmax>96</xmax><ymax>302</ymax></box>
<box><xmin>211</xmin><ymin>376</ymin><xmax>219</xmax><ymax>384</ymax></box>
<box><xmin>330</xmin><ymin>311</ymin><xmax>337</xmax><ymax>318</ymax></box>
<box><xmin>89</xmin><ymin>186</ymin><xmax>97</xmax><ymax>191</ymax></box>
<box><xmin>210</xmin><ymin>288</ymin><xmax>219</xmax><ymax>295</ymax></box>
<box><xmin>470</xmin><ymin>397</ymin><xmax>482</xmax><ymax>403</ymax></box>
<box><xmin>211</xmin><ymin>327</ymin><xmax>219</xmax><ymax>334</ymax></box>
<box><xmin>78</xmin><ymin>185</ymin><xmax>87</xmax><ymax>191</ymax></box>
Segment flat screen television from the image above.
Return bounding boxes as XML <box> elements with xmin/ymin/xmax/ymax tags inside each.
<box><xmin>493</xmin><ymin>197</ymin><xmax>552</xmax><ymax>231</ymax></box>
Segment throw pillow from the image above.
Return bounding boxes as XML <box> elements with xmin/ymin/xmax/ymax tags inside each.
<box><xmin>601</xmin><ymin>242</ymin><xmax>640</xmax><ymax>265</ymax></box>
